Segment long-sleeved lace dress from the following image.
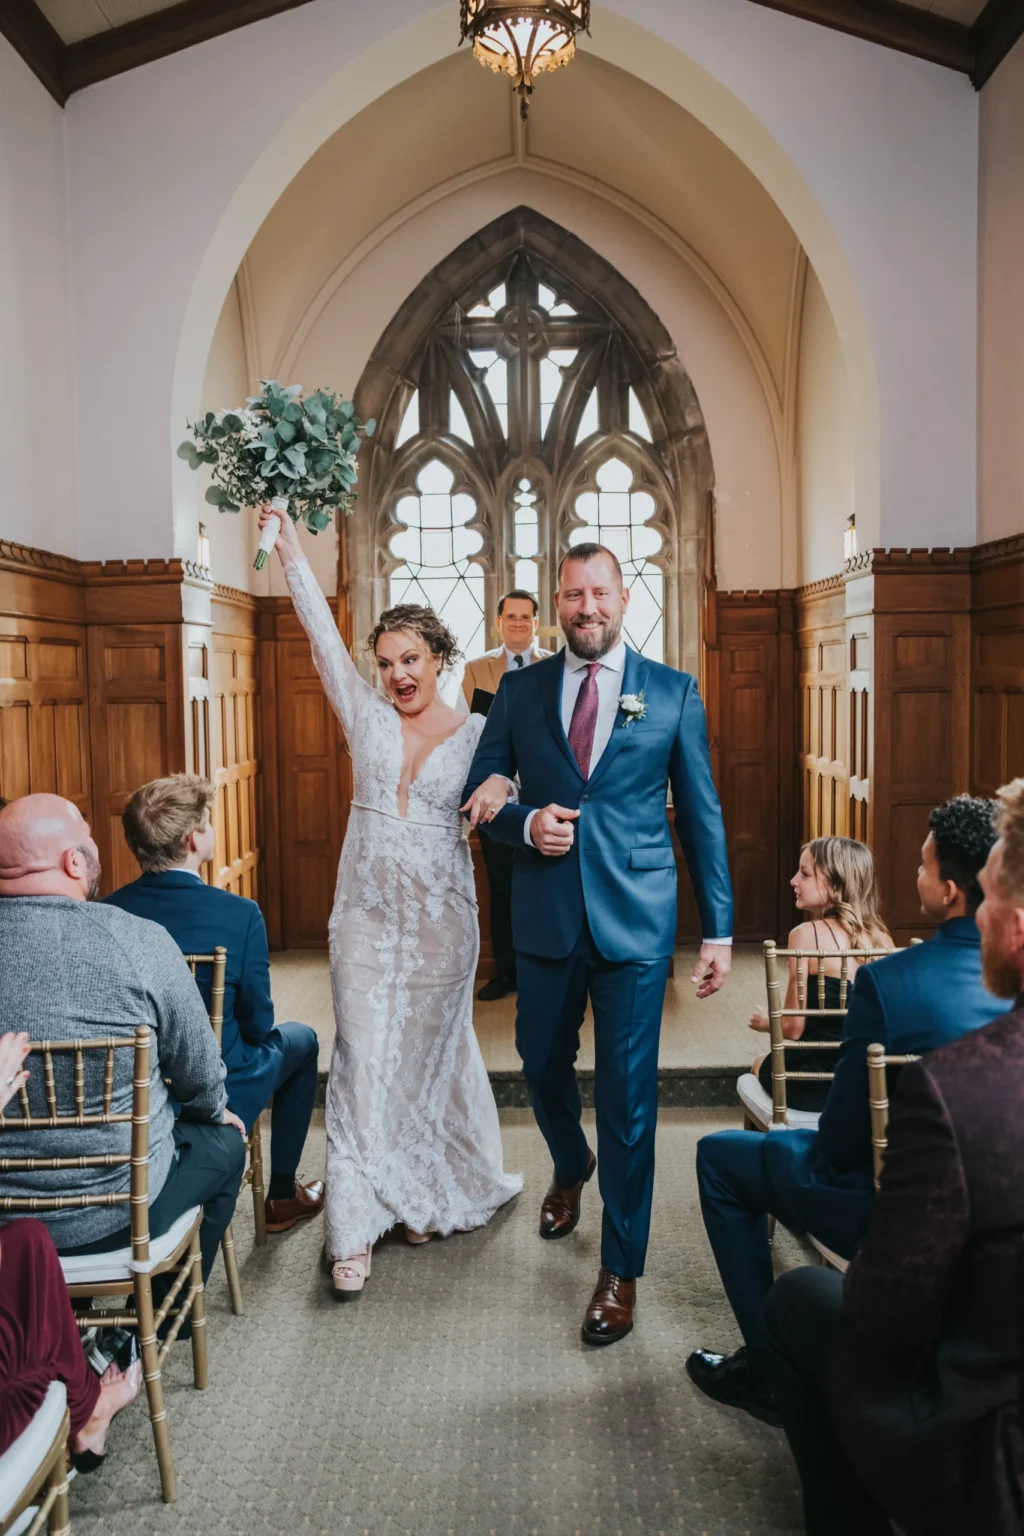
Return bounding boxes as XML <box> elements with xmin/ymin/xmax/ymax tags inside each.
<box><xmin>285</xmin><ymin>559</ymin><xmax>522</xmax><ymax>1258</ymax></box>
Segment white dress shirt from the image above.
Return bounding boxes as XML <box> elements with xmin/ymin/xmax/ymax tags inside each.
<box><xmin>523</xmin><ymin>641</ymin><xmax>626</xmax><ymax>847</ymax></box>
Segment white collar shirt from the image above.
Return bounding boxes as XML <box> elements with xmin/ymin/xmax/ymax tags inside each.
<box><xmin>560</xmin><ymin>639</ymin><xmax>627</xmax><ymax>772</ymax></box>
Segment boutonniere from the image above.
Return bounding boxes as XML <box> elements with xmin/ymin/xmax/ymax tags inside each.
<box><xmin>618</xmin><ymin>690</ymin><xmax>647</xmax><ymax>728</ymax></box>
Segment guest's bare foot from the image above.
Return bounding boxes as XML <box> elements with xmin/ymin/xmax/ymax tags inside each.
<box><xmin>73</xmin><ymin>1360</ymin><xmax>143</xmax><ymax>1459</ymax></box>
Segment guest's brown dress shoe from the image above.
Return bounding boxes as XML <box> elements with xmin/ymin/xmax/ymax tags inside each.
<box><xmin>264</xmin><ymin>1179</ymin><xmax>326</xmax><ymax>1233</ymax></box>
<box><xmin>581</xmin><ymin>1268</ymin><xmax>636</xmax><ymax>1346</ymax></box>
<box><xmin>539</xmin><ymin>1148</ymin><xmax>597</xmax><ymax>1240</ymax></box>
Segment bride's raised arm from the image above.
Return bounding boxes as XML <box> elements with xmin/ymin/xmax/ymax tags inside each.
<box><xmin>258</xmin><ymin>505</ymin><xmax>373</xmax><ymax>739</ymax></box>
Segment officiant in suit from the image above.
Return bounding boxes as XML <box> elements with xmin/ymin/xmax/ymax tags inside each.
<box><xmin>105</xmin><ymin>775</ymin><xmax>325</xmax><ymax>1236</ymax></box>
<box><xmin>462</xmin><ymin>589</ymin><xmax>552</xmax><ymax>1002</ymax></box>
<box><xmin>462</xmin><ymin>545</ymin><xmax>733</xmax><ymax>1345</ymax></box>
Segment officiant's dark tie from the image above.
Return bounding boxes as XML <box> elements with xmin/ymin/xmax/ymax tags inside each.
<box><xmin>567</xmin><ymin>663</ymin><xmax>601</xmax><ymax>778</ymax></box>
<box><xmin>514</xmin><ymin>653</ymin><xmax>524</xmax><ymax>668</ymax></box>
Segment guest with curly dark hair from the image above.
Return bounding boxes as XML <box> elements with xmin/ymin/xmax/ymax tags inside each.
<box><xmin>688</xmin><ymin>794</ymin><xmax>1008</xmax><ymax>1428</ymax></box>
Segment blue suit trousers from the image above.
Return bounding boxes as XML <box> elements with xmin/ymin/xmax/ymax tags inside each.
<box><xmin>516</xmin><ymin>919</ymin><xmax>670</xmax><ymax>1280</ymax></box>
<box><xmin>262</xmin><ymin>1022</ymin><xmax>320</xmax><ymax>1180</ymax></box>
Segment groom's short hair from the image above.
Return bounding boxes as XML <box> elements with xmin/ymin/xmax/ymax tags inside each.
<box><xmin>557</xmin><ymin>543</ymin><xmax>624</xmax><ymax>585</ymax></box>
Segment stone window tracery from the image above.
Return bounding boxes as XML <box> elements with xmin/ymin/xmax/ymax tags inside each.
<box><xmin>352</xmin><ymin>209</ymin><xmax>713</xmax><ymax>682</ymax></box>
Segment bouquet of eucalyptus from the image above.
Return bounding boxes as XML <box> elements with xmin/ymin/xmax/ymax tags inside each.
<box><xmin>178</xmin><ymin>380</ymin><xmax>375</xmax><ymax>570</ymax></box>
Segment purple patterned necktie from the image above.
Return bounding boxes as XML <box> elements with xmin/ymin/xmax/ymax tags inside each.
<box><xmin>567</xmin><ymin>662</ymin><xmax>602</xmax><ymax>779</ymax></box>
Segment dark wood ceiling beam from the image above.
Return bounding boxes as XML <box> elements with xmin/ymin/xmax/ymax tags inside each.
<box><xmin>0</xmin><ymin>1</ymin><xmax>67</xmax><ymax>104</ymax></box>
<box><xmin>745</xmin><ymin>0</ymin><xmax>975</xmax><ymax>72</ymax></box>
<box><xmin>970</xmin><ymin>0</ymin><xmax>1024</xmax><ymax>88</ymax></box>
<box><xmin>62</xmin><ymin>0</ymin><xmax>318</xmax><ymax>95</ymax></box>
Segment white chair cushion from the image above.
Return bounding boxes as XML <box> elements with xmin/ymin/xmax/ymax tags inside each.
<box><xmin>60</xmin><ymin>1205</ymin><xmax>201</xmax><ymax>1285</ymax></box>
<box><xmin>736</xmin><ymin>1073</ymin><xmax>821</xmax><ymax>1131</ymax></box>
<box><xmin>0</xmin><ymin>1381</ymin><xmax>66</xmax><ymax>1522</ymax></box>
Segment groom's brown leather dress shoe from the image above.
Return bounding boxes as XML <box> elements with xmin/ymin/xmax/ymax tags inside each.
<box><xmin>539</xmin><ymin>1148</ymin><xmax>597</xmax><ymax>1240</ymax></box>
<box><xmin>264</xmin><ymin>1179</ymin><xmax>326</xmax><ymax>1233</ymax></box>
<box><xmin>581</xmin><ymin>1268</ymin><xmax>636</xmax><ymax>1346</ymax></box>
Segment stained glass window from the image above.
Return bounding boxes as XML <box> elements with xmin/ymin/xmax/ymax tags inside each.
<box><xmin>388</xmin><ymin>460</ymin><xmax>486</xmax><ymax>660</ymax></box>
<box><xmin>570</xmin><ymin>458</ymin><xmax>664</xmax><ymax>662</ymax></box>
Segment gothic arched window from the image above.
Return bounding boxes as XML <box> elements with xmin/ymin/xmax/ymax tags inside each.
<box><xmin>351</xmin><ymin>208</ymin><xmax>713</xmax><ymax>682</ymax></box>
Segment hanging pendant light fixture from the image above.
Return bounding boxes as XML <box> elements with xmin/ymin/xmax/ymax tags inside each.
<box><xmin>459</xmin><ymin>2</ymin><xmax>591</xmax><ymax>119</ymax></box>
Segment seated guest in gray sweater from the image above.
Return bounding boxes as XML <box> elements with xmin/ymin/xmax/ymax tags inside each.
<box><xmin>0</xmin><ymin>794</ymin><xmax>246</xmax><ymax>1283</ymax></box>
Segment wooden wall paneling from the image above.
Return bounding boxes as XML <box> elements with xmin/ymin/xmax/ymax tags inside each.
<box><xmin>210</xmin><ymin>589</ymin><xmax>262</xmax><ymax>899</ymax></box>
<box><xmin>794</xmin><ymin>576</ymin><xmax>848</xmax><ymax>843</ymax></box>
<box><xmin>712</xmin><ymin>593</ymin><xmax>784</xmax><ymax>940</ymax></box>
<box><xmin>970</xmin><ymin>535</ymin><xmax>1024</xmax><ymax>796</ymax></box>
<box><xmin>258</xmin><ymin>604</ymin><xmax>284</xmax><ymax>948</ymax></box>
<box><xmin>0</xmin><ymin>544</ymin><xmax>92</xmax><ymax>822</ymax></box>
<box><xmin>862</xmin><ymin>550</ymin><xmax>972</xmax><ymax>944</ymax></box>
<box><xmin>264</xmin><ymin>600</ymin><xmax>346</xmax><ymax>947</ymax></box>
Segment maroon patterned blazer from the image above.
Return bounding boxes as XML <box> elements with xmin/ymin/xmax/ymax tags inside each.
<box><xmin>829</xmin><ymin>998</ymin><xmax>1024</xmax><ymax>1536</ymax></box>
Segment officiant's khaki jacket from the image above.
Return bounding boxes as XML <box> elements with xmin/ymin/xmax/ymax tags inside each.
<box><xmin>461</xmin><ymin>646</ymin><xmax>553</xmax><ymax>706</ymax></box>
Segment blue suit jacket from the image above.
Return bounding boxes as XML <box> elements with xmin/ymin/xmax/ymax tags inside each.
<box><xmin>764</xmin><ymin>916</ymin><xmax>1011</xmax><ymax>1256</ymax></box>
<box><xmin>461</xmin><ymin>646</ymin><xmax>733</xmax><ymax>961</ymax></box>
<box><xmin>103</xmin><ymin>871</ymin><xmax>282</xmax><ymax>1132</ymax></box>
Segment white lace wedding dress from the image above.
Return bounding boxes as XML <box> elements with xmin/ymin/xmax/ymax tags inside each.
<box><xmin>285</xmin><ymin>559</ymin><xmax>523</xmax><ymax>1258</ymax></box>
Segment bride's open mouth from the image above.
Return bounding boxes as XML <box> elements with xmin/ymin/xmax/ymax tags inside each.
<box><xmin>393</xmin><ymin>680</ymin><xmax>418</xmax><ymax>706</ymax></box>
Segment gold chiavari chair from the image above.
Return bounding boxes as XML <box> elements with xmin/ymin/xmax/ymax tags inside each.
<box><xmin>739</xmin><ymin>940</ymin><xmax>897</xmax><ymax>1133</ymax></box>
<box><xmin>867</xmin><ymin>1040</ymin><xmax>921</xmax><ymax>1188</ymax></box>
<box><xmin>0</xmin><ymin>1383</ymin><xmax>71</xmax><ymax>1536</ymax></box>
<box><xmin>183</xmin><ymin>949</ymin><xmax>267</xmax><ymax>1319</ymax></box>
<box><xmin>0</xmin><ymin>1029</ymin><xmax>207</xmax><ymax>1505</ymax></box>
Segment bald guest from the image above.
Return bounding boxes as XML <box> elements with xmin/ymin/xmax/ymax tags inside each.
<box><xmin>462</xmin><ymin>591</ymin><xmax>552</xmax><ymax>1001</ymax></box>
<box><xmin>0</xmin><ymin>795</ymin><xmax>245</xmax><ymax>1287</ymax></box>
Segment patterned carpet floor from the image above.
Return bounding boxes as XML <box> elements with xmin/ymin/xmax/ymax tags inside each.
<box><xmin>68</xmin><ymin>1110</ymin><xmax>806</xmax><ymax>1536</ymax></box>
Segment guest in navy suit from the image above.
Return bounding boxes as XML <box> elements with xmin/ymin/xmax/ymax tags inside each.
<box><xmin>687</xmin><ymin>796</ymin><xmax>1006</xmax><ymax>1425</ymax></box>
<box><xmin>463</xmin><ymin>543</ymin><xmax>733</xmax><ymax>1345</ymax></box>
<box><xmin>105</xmin><ymin>775</ymin><xmax>324</xmax><ymax>1234</ymax></box>
<box><xmin>762</xmin><ymin>778</ymin><xmax>1024</xmax><ymax>1536</ymax></box>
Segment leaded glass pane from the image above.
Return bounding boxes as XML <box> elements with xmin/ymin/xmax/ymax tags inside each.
<box><xmin>629</xmin><ymin>389</ymin><xmax>652</xmax><ymax>441</ymax></box>
<box><xmin>388</xmin><ymin>460</ymin><xmax>486</xmax><ymax>658</ymax></box>
<box><xmin>449</xmin><ymin>392</ymin><xmax>473</xmax><ymax>443</ymax></box>
<box><xmin>396</xmin><ymin>393</ymin><xmax>419</xmax><ymax>447</ymax></box>
<box><xmin>573</xmin><ymin>460</ymin><xmax>664</xmax><ymax>661</ymax></box>
<box><xmin>576</xmin><ymin>390</ymin><xmax>599</xmax><ymax>443</ymax></box>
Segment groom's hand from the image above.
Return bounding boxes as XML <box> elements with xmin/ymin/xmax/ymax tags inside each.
<box><xmin>691</xmin><ymin>943</ymin><xmax>731</xmax><ymax>999</ymax></box>
<box><xmin>529</xmin><ymin>805</ymin><xmax>580</xmax><ymax>857</ymax></box>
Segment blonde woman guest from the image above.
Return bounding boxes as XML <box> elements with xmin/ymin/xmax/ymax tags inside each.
<box><xmin>260</xmin><ymin>508</ymin><xmax>522</xmax><ymax>1296</ymax></box>
<box><xmin>749</xmin><ymin>838</ymin><xmax>894</xmax><ymax>1113</ymax></box>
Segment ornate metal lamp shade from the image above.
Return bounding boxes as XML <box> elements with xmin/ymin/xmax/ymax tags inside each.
<box><xmin>459</xmin><ymin>1</ymin><xmax>591</xmax><ymax>118</ymax></box>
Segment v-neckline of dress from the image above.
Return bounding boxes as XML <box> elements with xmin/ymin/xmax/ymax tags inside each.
<box><xmin>387</xmin><ymin>707</ymin><xmax>475</xmax><ymax>820</ymax></box>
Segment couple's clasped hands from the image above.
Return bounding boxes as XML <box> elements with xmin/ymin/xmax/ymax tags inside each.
<box><xmin>461</xmin><ymin>788</ymin><xmax>580</xmax><ymax>858</ymax></box>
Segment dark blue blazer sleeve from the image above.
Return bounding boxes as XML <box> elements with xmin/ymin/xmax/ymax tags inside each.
<box><xmin>460</xmin><ymin>675</ymin><xmax>532</xmax><ymax>848</ymax></box>
<box><xmin>234</xmin><ymin>905</ymin><xmax>276</xmax><ymax>1047</ymax></box>
<box><xmin>667</xmin><ymin>679</ymin><xmax>733</xmax><ymax>941</ymax></box>
<box><xmin>816</xmin><ymin>967</ymin><xmax>886</xmax><ymax>1170</ymax></box>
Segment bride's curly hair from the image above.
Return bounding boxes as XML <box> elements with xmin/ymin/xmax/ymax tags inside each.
<box><xmin>367</xmin><ymin>604</ymin><xmax>462</xmax><ymax>672</ymax></box>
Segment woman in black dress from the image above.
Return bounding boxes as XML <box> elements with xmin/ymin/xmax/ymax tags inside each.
<box><xmin>750</xmin><ymin>837</ymin><xmax>894</xmax><ymax>1112</ymax></box>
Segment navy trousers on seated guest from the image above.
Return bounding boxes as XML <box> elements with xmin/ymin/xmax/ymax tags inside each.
<box><xmin>516</xmin><ymin>916</ymin><xmax>669</xmax><ymax>1280</ymax></box>
<box><xmin>696</xmin><ymin>916</ymin><xmax>1004</xmax><ymax>1361</ymax></box>
<box><xmin>104</xmin><ymin>870</ymin><xmax>319</xmax><ymax>1202</ymax></box>
<box><xmin>60</xmin><ymin>1119</ymin><xmax>246</xmax><ymax>1284</ymax></box>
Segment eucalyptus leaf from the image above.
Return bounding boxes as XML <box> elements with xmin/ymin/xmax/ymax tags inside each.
<box><xmin>275</xmin><ymin>420</ymin><xmax>297</xmax><ymax>445</ymax></box>
<box><xmin>205</xmin><ymin>485</ymin><xmax>226</xmax><ymax>506</ymax></box>
<box><xmin>365</xmin><ymin>418</ymin><xmax>377</xmax><ymax>437</ymax></box>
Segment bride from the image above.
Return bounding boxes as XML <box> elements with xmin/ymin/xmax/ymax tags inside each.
<box><xmin>260</xmin><ymin>508</ymin><xmax>522</xmax><ymax>1294</ymax></box>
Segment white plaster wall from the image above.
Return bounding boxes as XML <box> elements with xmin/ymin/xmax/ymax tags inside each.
<box><xmin>797</xmin><ymin>268</ymin><xmax>855</xmax><ymax>584</ymax></box>
<box><xmin>60</xmin><ymin>0</ymin><xmax>979</xmax><ymax>569</ymax></box>
<box><xmin>199</xmin><ymin>281</ymin><xmax>258</xmax><ymax>590</ymax></box>
<box><xmin>978</xmin><ymin>33</ymin><xmax>1024</xmax><ymax>546</ymax></box>
<box><xmin>257</xmin><ymin>170</ymin><xmax>782</xmax><ymax>599</ymax></box>
<box><xmin>0</xmin><ymin>39</ymin><xmax>76</xmax><ymax>556</ymax></box>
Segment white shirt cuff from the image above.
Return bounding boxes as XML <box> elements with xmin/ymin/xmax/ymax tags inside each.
<box><xmin>705</xmin><ymin>937</ymin><xmax>733</xmax><ymax>945</ymax></box>
<box><xmin>523</xmin><ymin>808</ymin><xmax>539</xmax><ymax>847</ymax></box>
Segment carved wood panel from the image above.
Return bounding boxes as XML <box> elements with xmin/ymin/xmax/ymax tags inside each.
<box><xmin>795</xmin><ymin>577</ymin><xmax>849</xmax><ymax>843</ymax></box>
<box><xmin>971</xmin><ymin>538</ymin><xmax>1024</xmax><ymax>798</ymax></box>
<box><xmin>209</xmin><ymin>592</ymin><xmax>262</xmax><ymax>901</ymax></box>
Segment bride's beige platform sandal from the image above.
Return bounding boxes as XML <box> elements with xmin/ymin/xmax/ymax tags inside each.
<box><xmin>405</xmin><ymin>1228</ymin><xmax>435</xmax><ymax>1245</ymax></box>
<box><xmin>330</xmin><ymin>1245</ymin><xmax>372</xmax><ymax>1294</ymax></box>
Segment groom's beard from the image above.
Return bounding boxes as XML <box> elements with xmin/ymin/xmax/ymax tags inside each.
<box><xmin>562</xmin><ymin>611</ymin><xmax>623</xmax><ymax>661</ymax></box>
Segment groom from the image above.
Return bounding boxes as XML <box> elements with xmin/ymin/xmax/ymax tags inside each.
<box><xmin>463</xmin><ymin>543</ymin><xmax>733</xmax><ymax>1344</ymax></box>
